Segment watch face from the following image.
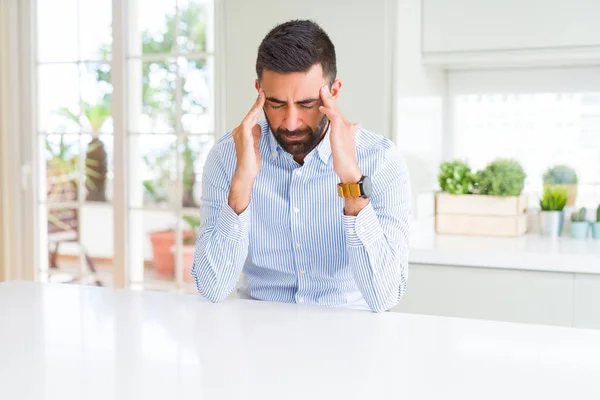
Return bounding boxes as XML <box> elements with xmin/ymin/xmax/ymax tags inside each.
<box><xmin>360</xmin><ymin>176</ymin><xmax>373</xmax><ymax>198</ymax></box>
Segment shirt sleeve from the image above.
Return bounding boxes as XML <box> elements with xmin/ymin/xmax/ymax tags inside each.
<box><xmin>191</xmin><ymin>143</ymin><xmax>251</xmax><ymax>302</ymax></box>
<box><xmin>341</xmin><ymin>149</ymin><xmax>411</xmax><ymax>313</ymax></box>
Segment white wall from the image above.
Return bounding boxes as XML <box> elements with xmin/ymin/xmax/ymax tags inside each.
<box><xmin>394</xmin><ymin>0</ymin><xmax>446</xmax><ymax>219</ymax></box>
<box><xmin>222</xmin><ymin>0</ymin><xmax>396</xmax><ymax>137</ymax></box>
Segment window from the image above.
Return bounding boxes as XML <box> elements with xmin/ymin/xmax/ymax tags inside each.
<box><xmin>35</xmin><ymin>0</ymin><xmax>218</xmax><ymax>290</ymax></box>
<box><xmin>449</xmin><ymin>67</ymin><xmax>600</xmax><ymax>208</ymax></box>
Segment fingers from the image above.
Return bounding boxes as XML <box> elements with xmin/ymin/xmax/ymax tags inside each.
<box><xmin>242</xmin><ymin>90</ymin><xmax>265</xmax><ymax>128</ymax></box>
<box><xmin>252</xmin><ymin>88</ymin><xmax>266</xmax><ymax>112</ymax></box>
<box><xmin>251</xmin><ymin>123</ymin><xmax>262</xmax><ymax>141</ymax></box>
<box><xmin>319</xmin><ymin>105</ymin><xmax>337</xmax><ymax>120</ymax></box>
<box><xmin>319</xmin><ymin>85</ymin><xmax>336</xmax><ymax>109</ymax></box>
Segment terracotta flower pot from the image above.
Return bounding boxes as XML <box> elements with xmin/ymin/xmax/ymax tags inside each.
<box><xmin>149</xmin><ymin>230</ymin><xmax>193</xmax><ymax>275</ymax></box>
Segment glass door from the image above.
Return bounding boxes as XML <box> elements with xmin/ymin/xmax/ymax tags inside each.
<box><xmin>34</xmin><ymin>0</ymin><xmax>217</xmax><ymax>291</ymax></box>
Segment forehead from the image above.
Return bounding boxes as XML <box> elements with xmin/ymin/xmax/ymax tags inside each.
<box><xmin>261</xmin><ymin>64</ymin><xmax>327</xmax><ymax>98</ymax></box>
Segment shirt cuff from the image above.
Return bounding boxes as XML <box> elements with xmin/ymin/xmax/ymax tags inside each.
<box><xmin>215</xmin><ymin>201</ymin><xmax>251</xmax><ymax>242</ymax></box>
<box><xmin>342</xmin><ymin>202</ymin><xmax>384</xmax><ymax>247</ymax></box>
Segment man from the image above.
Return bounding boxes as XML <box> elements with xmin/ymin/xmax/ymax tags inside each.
<box><xmin>192</xmin><ymin>20</ymin><xmax>411</xmax><ymax>313</ymax></box>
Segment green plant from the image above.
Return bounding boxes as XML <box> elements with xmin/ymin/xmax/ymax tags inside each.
<box><xmin>181</xmin><ymin>137</ymin><xmax>198</xmax><ymax>208</ymax></box>
<box><xmin>571</xmin><ymin>207</ymin><xmax>588</xmax><ymax>222</ymax></box>
<box><xmin>543</xmin><ymin>165</ymin><xmax>578</xmax><ymax>185</ymax></box>
<box><xmin>142</xmin><ymin>146</ymin><xmax>175</xmax><ymax>205</ymax></box>
<box><xmin>596</xmin><ymin>205</ymin><xmax>600</xmax><ymax>222</ymax></box>
<box><xmin>58</xmin><ymin>100</ymin><xmax>111</xmax><ymax>202</ymax></box>
<box><xmin>95</xmin><ymin>4</ymin><xmax>206</xmax><ymax>208</ymax></box>
<box><xmin>438</xmin><ymin>160</ymin><xmax>474</xmax><ymax>195</ymax></box>
<box><xmin>540</xmin><ymin>186</ymin><xmax>568</xmax><ymax>211</ymax></box>
<box><xmin>45</xmin><ymin>136</ymin><xmax>80</xmax><ymax>232</ymax></box>
<box><xmin>475</xmin><ymin>159</ymin><xmax>526</xmax><ymax>197</ymax></box>
<box><xmin>141</xmin><ymin>139</ymin><xmax>197</xmax><ymax>207</ymax></box>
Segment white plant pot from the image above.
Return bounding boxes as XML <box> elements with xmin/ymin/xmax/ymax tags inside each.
<box><xmin>539</xmin><ymin>211</ymin><xmax>563</xmax><ymax>238</ymax></box>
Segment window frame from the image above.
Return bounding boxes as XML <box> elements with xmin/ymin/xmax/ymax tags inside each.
<box><xmin>13</xmin><ymin>0</ymin><xmax>225</xmax><ymax>288</ymax></box>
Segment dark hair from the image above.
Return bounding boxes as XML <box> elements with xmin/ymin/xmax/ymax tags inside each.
<box><xmin>256</xmin><ymin>20</ymin><xmax>337</xmax><ymax>84</ymax></box>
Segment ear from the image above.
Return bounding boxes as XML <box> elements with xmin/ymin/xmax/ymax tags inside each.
<box><xmin>255</xmin><ymin>79</ymin><xmax>260</xmax><ymax>92</ymax></box>
<box><xmin>329</xmin><ymin>79</ymin><xmax>342</xmax><ymax>99</ymax></box>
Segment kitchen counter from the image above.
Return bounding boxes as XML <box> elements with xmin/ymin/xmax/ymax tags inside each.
<box><xmin>410</xmin><ymin>219</ymin><xmax>600</xmax><ymax>274</ymax></box>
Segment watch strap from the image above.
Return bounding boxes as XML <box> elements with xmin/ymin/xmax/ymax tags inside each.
<box><xmin>337</xmin><ymin>182</ymin><xmax>362</xmax><ymax>198</ymax></box>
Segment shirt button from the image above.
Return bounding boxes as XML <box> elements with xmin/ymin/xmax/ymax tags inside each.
<box><xmin>293</xmin><ymin>207</ymin><xmax>299</xmax><ymax>213</ymax></box>
<box><xmin>298</xmin><ymin>296</ymin><xmax>304</xmax><ymax>303</ymax></box>
<box><xmin>296</xmin><ymin>170</ymin><xmax>302</xmax><ymax>176</ymax></box>
<box><xmin>233</xmin><ymin>224</ymin><xmax>239</xmax><ymax>229</ymax></box>
<box><xmin>300</xmin><ymin>270</ymin><xmax>306</xmax><ymax>276</ymax></box>
<box><xmin>296</xmin><ymin>242</ymin><xmax>301</xmax><ymax>248</ymax></box>
<box><xmin>272</xmin><ymin>151</ymin><xmax>277</xmax><ymax>157</ymax></box>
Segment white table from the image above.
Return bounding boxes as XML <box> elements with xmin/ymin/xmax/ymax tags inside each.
<box><xmin>1</xmin><ymin>281</ymin><xmax>600</xmax><ymax>400</ymax></box>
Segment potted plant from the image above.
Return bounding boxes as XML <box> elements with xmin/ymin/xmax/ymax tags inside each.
<box><xmin>437</xmin><ymin>160</ymin><xmax>474</xmax><ymax>195</ymax></box>
<box><xmin>539</xmin><ymin>186</ymin><xmax>567</xmax><ymax>238</ymax></box>
<box><xmin>473</xmin><ymin>159</ymin><xmax>526</xmax><ymax>197</ymax></box>
<box><xmin>543</xmin><ymin>165</ymin><xmax>578</xmax><ymax>207</ymax></box>
<box><xmin>569</xmin><ymin>208</ymin><xmax>590</xmax><ymax>239</ymax></box>
<box><xmin>145</xmin><ymin>179</ymin><xmax>194</xmax><ymax>276</ymax></box>
<box><xmin>435</xmin><ymin>158</ymin><xmax>528</xmax><ymax>237</ymax></box>
<box><xmin>58</xmin><ymin>100</ymin><xmax>110</xmax><ymax>202</ymax></box>
<box><xmin>592</xmin><ymin>205</ymin><xmax>600</xmax><ymax>240</ymax></box>
<box><xmin>143</xmin><ymin>143</ymin><xmax>198</xmax><ymax>277</ymax></box>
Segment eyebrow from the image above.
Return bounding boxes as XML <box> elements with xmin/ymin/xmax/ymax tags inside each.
<box><xmin>266</xmin><ymin>97</ymin><xmax>320</xmax><ymax>105</ymax></box>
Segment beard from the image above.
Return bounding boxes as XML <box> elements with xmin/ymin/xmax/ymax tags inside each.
<box><xmin>264</xmin><ymin>111</ymin><xmax>329</xmax><ymax>157</ymax></box>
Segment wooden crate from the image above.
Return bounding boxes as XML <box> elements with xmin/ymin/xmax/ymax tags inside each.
<box><xmin>435</xmin><ymin>193</ymin><xmax>528</xmax><ymax>237</ymax></box>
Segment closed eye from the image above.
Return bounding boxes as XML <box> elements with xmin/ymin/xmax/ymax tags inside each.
<box><xmin>299</xmin><ymin>104</ymin><xmax>315</xmax><ymax>110</ymax></box>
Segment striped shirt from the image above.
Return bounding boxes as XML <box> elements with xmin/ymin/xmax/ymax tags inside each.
<box><xmin>192</xmin><ymin>120</ymin><xmax>411</xmax><ymax>312</ymax></box>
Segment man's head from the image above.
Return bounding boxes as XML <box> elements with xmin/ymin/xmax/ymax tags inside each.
<box><xmin>255</xmin><ymin>20</ymin><xmax>341</xmax><ymax>160</ymax></box>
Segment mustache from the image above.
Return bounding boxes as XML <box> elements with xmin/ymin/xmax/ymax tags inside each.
<box><xmin>275</xmin><ymin>127</ymin><xmax>314</xmax><ymax>137</ymax></box>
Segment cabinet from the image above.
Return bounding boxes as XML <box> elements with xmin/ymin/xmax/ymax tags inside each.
<box><xmin>421</xmin><ymin>0</ymin><xmax>600</xmax><ymax>67</ymax></box>
<box><xmin>392</xmin><ymin>263</ymin><xmax>600</xmax><ymax>329</ymax></box>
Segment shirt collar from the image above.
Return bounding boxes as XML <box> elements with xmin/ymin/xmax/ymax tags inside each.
<box><xmin>264</xmin><ymin>120</ymin><xmax>332</xmax><ymax>165</ymax></box>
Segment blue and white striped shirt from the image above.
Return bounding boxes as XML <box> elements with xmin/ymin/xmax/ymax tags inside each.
<box><xmin>192</xmin><ymin>120</ymin><xmax>411</xmax><ymax>312</ymax></box>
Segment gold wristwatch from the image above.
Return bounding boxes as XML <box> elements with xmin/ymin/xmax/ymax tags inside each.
<box><xmin>337</xmin><ymin>176</ymin><xmax>372</xmax><ymax>199</ymax></box>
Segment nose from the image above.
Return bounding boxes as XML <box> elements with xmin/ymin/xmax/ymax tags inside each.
<box><xmin>283</xmin><ymin>107</ymin><xmax>303</xmax><ymax>131</ymax></box>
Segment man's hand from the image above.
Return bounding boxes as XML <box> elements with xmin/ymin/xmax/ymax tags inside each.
<box><xmin>319</xmin><ymin>85</ymin><xmax>368</xmax><ymax>216</ymax></box>
<box><xmin>232</xmin><ymin>90</ymin><xmax>265</xmax><ymax>181</ymax></box>
<box><xmin>228</xmin><ymin>90</ymin><xmax>265</xmax><ymax>214</ymax></box>
<box><xmin>318</xmin><ymin>85</ymin><xmax>362</xmax><ymax>183</ymax></box>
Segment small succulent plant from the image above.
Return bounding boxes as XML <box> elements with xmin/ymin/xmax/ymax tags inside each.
<box><xmin>596</xmin><ymin>205</ymin><xmax>600</xmax><ymax>222</ymax></box>
<box><xmin>571</xmin><ymin>207</ymin><xmax>588</xmax><ymax>223</ymax></box>
<box><xmin>540</xmin><ymin>186</ymin><xmax>568</xmax><ymax>211</ymax></box>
